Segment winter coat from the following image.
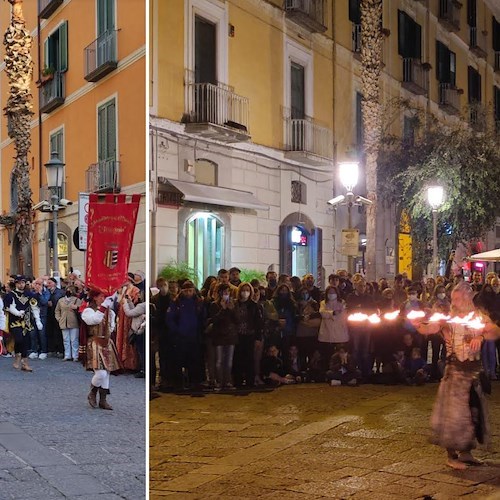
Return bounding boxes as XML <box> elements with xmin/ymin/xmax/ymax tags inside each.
<box><xmin>318</xmin><ymin>299</ymin><xmax>349</xmax><ymax>344</ymax></box>
<box><xmin>54</xmin><ymin>296</ymin><xmax>82</xmax><ymax>329</ymax></box>
<box><xmin>208</xmin><ymin>301</ymin><xmax>239</xmax><ymax>346</ymax></box>
<box><xmin>235</xmin><ymin>299</ymin><xmax>263</xmax><ymax>340</ymax></box>
<box><xmin>166</xmin><ymin>296</ymin><xmax>205</xmax><ymax>342</ymax></box>
<box><xmin>296</xmin><ymin>299</ymin><xmax>321</xmax><ymax>338</ymax></box>
<box><xmin>123</xmin><ymin>300</ymin><xmax>147</xmax><ymax>334</ymax></box>
<box><xmin>272</xmin><ymin>297</ymin><xmax>298</xmax><ymax>337</ymax></box>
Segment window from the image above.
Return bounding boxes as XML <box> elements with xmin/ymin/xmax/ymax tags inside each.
<box><xmin>194</xmin><ymin>16</ymin><xmax>216</xmax><ymax>84</ymax></box>
<box><xmin>291</xmin><ymin>180</ymin><xmax>306</xmax><ymax>204</ymax></box>
<box><xmin>398</xmin><ymin>11</ymin><xmax>421</xmax><ymax>60</ymax></box>
<box><xmin>468</xmin><ymin>66</ymin><xmax>481</xmax><ymax>103</ymax></box>
<box><xmin>467</xmin><ymin>0</ymin><xmax>476</xmax><ymax>27</ymax></box>
<box><xmin>97</xmin><ymin>0</ymin><xmax>115</xmax><ymax>35</ymax></box>
<box><xmin>291</xmin><ymin>62</ymin><xmax>305</xmax><ymax>120</ymax></box>
<box><xmin>187</xmin><ymin>213</ymin><xmax>224</xmax><ymax>285</ymax></box>
<box><xmin>403</xmin><ymin>116</ymin><xmax>415</xmax><ymax>145</ymax></box>
<box><xmin>494</xmin><ymin>86</ymin><xmax>500</xmax><ymax>130</ymax></box>
<box><xmin>44</xmin><ymin>21</ymin><xmax>68</xmax><ymax>72</ymax></box>
<box><xmin>494</xmin><ymin>17</ymin><xmax>500</xmax><ymax>51</ymax></box>
<box><xmin>48</xmin><ymin>225</ymin><xmax>69</xmax><ymax>278</ymax></box>
<box><xmin>436</xmin><ymin>41</ymin><xmax>456</xmax><ymax>85</ymax></box>
<box><xmin>348</xmin><ymin>0</ymin><xmax>361</xmax><ymax>24</ymax></box>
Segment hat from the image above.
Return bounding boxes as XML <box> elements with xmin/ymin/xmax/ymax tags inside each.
<box><xmin>229</xmin><ymin>267</ymin><xmax>241</xmax><ymax>274</ymax></box>
<box><xmin>134</xmin><ymin>270</ymin><xmax>146</xmax><ymax>281</ymax></box>
<box><xmin>72</xmin><ymin>269</ymin><xmax>82</xmax><ymax>278</ymax></box>
<box><xmin>48</xmin><ymin>277</ymin><xmax>58</xmax><ymax>285</ymax></box>
<box><xmin>181</xmin><ymin>280</ymin><xmax>195</xmax><ymax>290</ymax></box>
<box><xmin>127</xmin><ymin>272</ymin><xmax>135</xmax><ymax>281</ymax></box>
<box><xmin>13</xmin><ymin>275</ymin><xmax>26</xmax><ymax>283</ymax></box>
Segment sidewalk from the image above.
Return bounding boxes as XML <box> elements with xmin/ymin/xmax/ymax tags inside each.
<box><xmin>150</xmin><ymin>383</ymin><xmax>500</xmax><ymax>499</ymax></box>
<box><xmin>0</xmin><ymin>356</ymin><xmax>145</xmax><ymax>499</ymax></box>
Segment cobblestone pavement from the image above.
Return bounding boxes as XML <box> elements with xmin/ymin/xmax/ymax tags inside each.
<box><xmin>150</xmin><ymin>383</ymin><xmax>500</xmax><ymax>499</ymax></box>
<box><xmin>0</xmin><ymin>356</ymin><xmax>145</xmax><ymax>499</ymax></box>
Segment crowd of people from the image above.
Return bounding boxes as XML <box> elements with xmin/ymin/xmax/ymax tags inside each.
<box><xmin>150</xmin><ymin>267</ymin><xmax>500</xmax><ymax>392</ymax></box>
<box><xmin>0</xmin><ymin>270</ymin><xmax>147</xmax><ymax>381</ymax></box>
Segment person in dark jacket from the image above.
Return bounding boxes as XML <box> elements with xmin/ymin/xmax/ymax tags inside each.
<box><xmin>166</xmin><ymin>280</ymin><xmax>205</xmax><ymax>389</ymax></box>
<box><xmin>46</xmin><ymin>277</ymin><xmax>65</xmax><ymax>357</ymax></box>
<box><xmin>272</xmin><ymin>284</ymin><xmax>299</xmax><ymax>356</ymax></box>
<box><xmin>29</xmin><ymin>278</ymin><xmax>50</xmax><ymax>360</ymax></box>
<box><xmin>326</xmin><ymin>347</ymin><xmax>361</xmax><ymax>386</ymax></box>
<box><xmin>209</xmin><ymin>283</ymin><xmax>239</xmax><ymax>390</ymax></box>
<box><xmin>232</xmin><ymin>282</ymin><xmax>263</xmax><ymax>388</ymax></box>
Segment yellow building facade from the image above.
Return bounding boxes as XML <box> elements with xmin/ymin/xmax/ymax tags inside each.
<box><xmin>152</xmin><ymin>0</ymin><xmax>499</xmax><ymax>282</ymax></box>
<box><xmin>0</xmin><ymin>0</ymin><xmax>146</xmax><ymax>280</ymax></box>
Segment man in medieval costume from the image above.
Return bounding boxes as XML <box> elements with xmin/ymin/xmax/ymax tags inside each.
<box><xmin>4</xmin><ymin>275</ymin><xmax>43</xmax><ymax>372</ymax></box>
<box><xmin>81</xmin><ymin>290</ymin><xmax>122</xmax><ymax>410</ymax></box>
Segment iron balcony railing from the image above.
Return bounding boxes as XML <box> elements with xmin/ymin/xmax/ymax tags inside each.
<box><xmin>352</xmin><ymin>23</ymin><xmax>361</xmax><ymax>53</ymax></box>
<box><xmin>184</xmin><ymin>79</ymin><xmax>249</xmax><ymax>133</ymax></box>
<box><xmin>39</xmin><ymin>183</ymin><xmax>66</xmax><ymax>203</ymax></box>
<box><xmin>439</xmin><ymin>83</ymin><xmax>460</xmax><ymax>113</ymax></box>
<box><xmin>469</xmin><ymin>27</ymin><xmax>487</xmax><ymax>56</ymax></box>
<box><xmin>284</xmin><ymin>112</ymin><xmax>333</xmax><ymax>159</ymax></box>
<box><xmin>284</xmin><ymin>0</ymin><xmax>326</xmax><ymax>32</ymax></box>
<box><xmin>438</xmin><ymin>0</ymin><xmax>461</xmax><ymax>31</ymax></box>
<box><xmin>39</xmin><ymin>0</ymin><xmax>63</xmax><ymax>19</ymax></box>
<box><xmin>84</xmin><ymin>30</ymin><xmax>118</xmax><ymax>82</ymax></box>
<box><xmin>402</xmin><ymin>58</ymin><xmax>428</xmax><ymax>93</ymax></box>
<box><xmin>85</xmin><ymin>160</ymin><xmax>120</xmax><ymax>193</ymax></box>
<box><xmin>39</xmin><ymin>71</ymin><xmax>65</xmax><ymax>113</ymax></box>
<box><xmin>495</xmin><ymin>51</ymin><xmax>500</xmax><ymax>72</ymax></box>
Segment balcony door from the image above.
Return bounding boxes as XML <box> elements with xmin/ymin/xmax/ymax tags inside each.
<box><xmin>291</xmin><ymin>62</ymin><xmax>305</xmax><ymax>150</ymax></box>
<box><xmin>97</xmin><ymin>0</ymin><xmax>115</xmax><ymax>66</ymax></box>
<box><xmin>194</xmin><ymin>16</ymin><xmax>217</xmax><ymax>124</ymax></box>
<box><xmin>97</xmin><ymin>98</ymin><xmax>117</xmax><ymax>191</ymax></box>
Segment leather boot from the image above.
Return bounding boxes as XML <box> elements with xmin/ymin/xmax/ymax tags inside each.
<box><xmin>87</xmin><ymin>385</ymin><xmax>98</xmax><ymax>408</ymax></box>
<box><xmin>98</xmin><ymin>388</ymin><xmax>113</xmax><ymax>410</ymax></box>
<box><xmin>21</xmin><ymin>358</ymin><xmax>33</xmax><ymax>372</ymax></box>
<box><xmin>13</xmin><ymin>353</ymin><xmax>21</xmax><ymax>370</ymax></box>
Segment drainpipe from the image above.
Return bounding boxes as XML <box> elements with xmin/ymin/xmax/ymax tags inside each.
<box><xmin>331</xmin><ymin>0</ymin><xmax>337</xmax><ymax>273</ymax></box>
<box><xmin>37</xmin><ymin>5</ymin><xmax>43</xmax><ymax>276</ymax></box>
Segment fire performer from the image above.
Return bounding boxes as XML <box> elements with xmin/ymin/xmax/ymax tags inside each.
<box><xmin>81</xmin><ymin>290</ymin><xmax>122</xmax><ymax>410</ymax></box>
<box><xmin>411</xmin><ymin>282</ymin><xmax>500</xmax><ymax>470</ymax></box>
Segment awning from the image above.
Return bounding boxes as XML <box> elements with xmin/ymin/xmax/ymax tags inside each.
<box><xmin>469</xmin><ymin>249</ymin><xmax>500</xmax><ymax>262</ymax></box>
<box><xmin>163</xmin><ymin>179</ymin><xmax>269</xmax><ymax>211</ymax></box>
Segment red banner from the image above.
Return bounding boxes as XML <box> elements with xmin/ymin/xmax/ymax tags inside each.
<box><xmin>85</xmin><ymin>194</ymin><xmax>141</xmax><ymax>295</ymax></box>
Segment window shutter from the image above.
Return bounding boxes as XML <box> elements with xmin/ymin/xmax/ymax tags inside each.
<box><xmin>494</xmin><ymin>86</ymin><xmax>500</xmax><ymax>121</ymax></box>
<box><xmin>348</xmin><ymin>0</ymin><xmax>361</xmax><ymax>24</ymax></box>
<box><xmin>107</xmin><ymin>100</ymin><xmax>116</xmax><ymax>160</ymax></box>
<box><xmin>98</xmin><ymin>105</ymin><xmax>106</xmax><ymax>161</ymax></box>
<box><xmin>468</xmin><ymin>67</ymin><xmax>481</xmax><ymax>102</ymax></box>
<box><xmin>449</xmin><ymin>51</ymin><xmax>456</xmax><ymax>86</ymax></box>
<box><xmin>43</xmin><ymin>38</ymin><xmax>49</xmax><ymax>69</ymax></box>
<box><xmin>97</xmin><ymin>0</ymin><xmax>106</xmax><ymax>35</ymax></box>
<box><xmin>413</xmin><ymin>22</ymin><xmax>422</xmax><ymax>59</ymax></box>
<box><xmin>468</xmin><ymin>66</ymin><xmax>474</xmax><ymax>102</ymax></box>
<box><xmin>398</xmin><ymin>10</ymin><xmax>407</xmax><ymax>57</ymax></box>
<box><xmin>279</xmin><ymin>226</ymin><xmax>293</xmax><ymax>277</ymax></box>
<box><xmin>58</xmin><ymin>21</ymin><xmax>68</xmax><ymax>72</ymax></box>
<box><xmin>106</xmin><ymin>0</ymin><xmax>115</xmax><ymax>31</ymax></box>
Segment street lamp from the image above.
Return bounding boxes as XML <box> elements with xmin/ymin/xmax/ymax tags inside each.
<box><xmin>44</xmin><ymin>151</ymin><xmax>65</xmax><ymax>284</ymax></box>
<box><xmin>427</xmin><ymin>185</ymin><xmax>444</xmax><ymax>278</ymax></box>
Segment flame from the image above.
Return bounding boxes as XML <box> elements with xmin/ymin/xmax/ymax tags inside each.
<box><xmin>406</xmin><ymin>310</ymin><xmax>426</xmax><ymax>320</ymax></box>
<box><xmin>428</xmin><ymin>313</ymin><xmax>450</xmax><ymax>322</ymax></box>
<box><xmin>348</xmin><ymin>313</ymin><xmax>369</xmax><ymax>322</ymax></box>
<box><xmin>448</xmin><ymin>312</ymin><xmax>474</xmax><ymax>324</ymax></box>
<box><xmin>368</xmin><ymin>314</ymin><xmax>381</xmax><ymax>324</ymax></box>
<box><xmin>383</xmin><ymin>310</ymin><xmax>400</xmax><ymax>320</ymax></box>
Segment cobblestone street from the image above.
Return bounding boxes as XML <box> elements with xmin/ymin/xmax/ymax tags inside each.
<box><xmin>0</xmin><ymin>356</ymin><xmax>145</xmax><ymax>499</ymax></box>
<box><xmin>150</xmin><ymin>383</ymin><xmax>500</xmax><ymax>499</ymax></box>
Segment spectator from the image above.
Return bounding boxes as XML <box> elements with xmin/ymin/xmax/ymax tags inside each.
<box><xmin>326</xmin><ymin>347</ymin><xmax>360</xmax><ymax>386</ymax></box>
<box><xmin>46</xmin><ymin>277</ymin><xmax>65</xmax><ymax>357</ymax></box>
<box><xmin>54</xmin><ymin>286</ymin><xmax>82</xmax><ymax>361</ymax></box>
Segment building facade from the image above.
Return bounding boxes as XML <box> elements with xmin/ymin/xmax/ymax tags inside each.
<box><xmin>151</xmin><ymin>0</ymin><xmax>500</xmax><ymax>284</ymax></box>
<box><xmin>0</xmin><ymin>0</ymin><xmax>146</xmax><ymax>280</ymax></box>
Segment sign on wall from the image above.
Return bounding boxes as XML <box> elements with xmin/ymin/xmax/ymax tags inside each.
<box><xmin>341</xmin><ymin>229</ymin><xmax>359</xmax><ymax>256</ymax></box>
<box><xmin>78</xmin><ymin>193</ymin><xmax>90</xmax><ymax>250</ymax></box>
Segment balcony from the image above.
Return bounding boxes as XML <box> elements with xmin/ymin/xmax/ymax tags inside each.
<box><xmin>402</xmin><ymin>58</ymin><xmax>428</xmax><ymax>95</ymax></box>
<box><xmin>438</xmin><ymin>83</ymin><xmax>461</xmax><ymax>115</ymax></box>
<box><xmin>495</xmin><ymin>52</ymin><xmax>500</xmax><ymax>73</ymax></box>
<box><xmin>283</xmin><ymin>111</ymin><xmax>333</xmax><ymax>166</ymax></box>
<box><xmin>84</xmin><ymin>30</ymin><xmax>118</xmax><ymax>82</ymax></box>
<box><xmin>469</xmin><ymin>27</ymin><xmax>487</xmax><ymax>59</ymax></box>
<box><xmin>284</xmin><ymin>0</ymin><xmax>327</xmax><ymax>33</ymax></box>
<box><xmin>184</xmin><ymin>75</ymin><xmax>250</xmax><ymax>143</ymax></box>
<box><xmin>352</xmin><ymin>23</ymin><xmax>361</xmax><ymax>56</ymax></box>
<box><xmin>39</xmin><ymin>0</ymin><xmax>63</xmax><ymax>19</ymax></box>
<box><xmin>85</xmin><ymin>160</ymin><xmax>120</xmax><ymax>193</ymax></box>
<box><xmin>469</xmin><ymin>103</ymin><xmax>487</xmax><ymax>132</ymax></box>
<box><xmin>39</xmin><ymin>71</ymin><xmax>65</xmax><ymax>114</ymax></box>
<box><xmin>438</xmin><ymin>0</ymin><xmax>461</xmax><ymax>32</ymax></box>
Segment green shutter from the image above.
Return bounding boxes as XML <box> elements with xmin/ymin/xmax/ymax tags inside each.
<box><xmin>107</xmin><ymin>0</ymin><xmax>115</xmax><ymax>31</ymax></box>
<box><xmin>98</xmin><ymin>105</ymin><xmax>106</xmax><ymax>161</ymax></box>
<box><xmin>107</xmin><ymin>100</ymin><xmax>116</xmax><ymax>160</ymax></box>
<box><xmin>58</xmin><ymin>21</ymin><xmax>68</xmax><ymax>72</ymax></box>
<box><xmin>44</xmin><ymin>38</ymin><xmax>49</xmax><ymax>70</ymax></box>
<box><xmin>98</xmin><ymin>99</ymin><xmax>116</xmax><ymax>162</ymax></box>
<box><xmin>98</xmin><ymin>0</ymin><xmax>115</xmax><ymax>35</ymax></box>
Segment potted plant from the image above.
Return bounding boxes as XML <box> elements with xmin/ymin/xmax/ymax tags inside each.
<box><xmin>38</xmin><ymin>66</ymin><xmax>55</xmax><ymax>86</ymax></box>
<box><xmin>159</xmin><ymin>260</ymin><xmax>198</xmax><ymax>287</ymax></box>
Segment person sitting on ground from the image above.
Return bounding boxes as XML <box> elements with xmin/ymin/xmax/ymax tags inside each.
<box><xmin>306</xmin><ymin>349</ymin><xmax>325</xmax><ymax>382</ymax></box>
<box><xmin>261</xmin><ymin>344</ymin><xmax>295</xmax><ymax>386</ymax></box>
<box><xmin>403</xmin><ymin>347</ymin><xmax>429</xmax><ymax>385</ymax></box>
<box><xmin>326</xmin><ymin>347</ymin><xmax>361</xmax><ymax>386</ymax></box>
<box><xmin>284</xmin><ymin>344</ymin><xmax>304</xmax><ymax>382</ymax></box>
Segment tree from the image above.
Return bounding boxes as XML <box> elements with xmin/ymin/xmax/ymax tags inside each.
<box><xmin>2</xmin><ymin>0</ymin><xmax>34</xmax><ymax>274</ymax></box>
<box><xmin>360</xmin><ymin>0</ymin><xmax>384</xmax><ymax>281</ymax></box>
<box><xmin>378</xmin><ymin>105</ymin><xmax>500</xmax><ymax>272</ymax></box>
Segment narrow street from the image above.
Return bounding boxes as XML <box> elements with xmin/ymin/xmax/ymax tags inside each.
<box><xmin>150</xmin><ymin>383</ymin><xmax>500</xmax><ymax>499</ymax></box>
<box><xmin>0</xmin><ymin>357</ymin><xmax>145</xmax><ymax>499</ymax></box>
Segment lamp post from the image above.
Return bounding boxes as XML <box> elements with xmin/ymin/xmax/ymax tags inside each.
<box><xmin>44</xmin><ymin>151</ymin><xmax>65</xmax><ymax>284</ymax></box>
<box><xmin>339</xmin><ymin>161</ymin><xmax>359</xmax><ymax>273</ymax></box>
<box><xmin>427</xmin><ymin>186</ymin><xmax>444</xmax><ymax>278</ymax></box>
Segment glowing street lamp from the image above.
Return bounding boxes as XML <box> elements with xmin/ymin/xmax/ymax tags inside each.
<box><xmin>339</xmin><ymin>161</ymin><xmax>359</xmax><ymax>194</ymax></box>
<box><xmin>427</xmin><ymin>185</ymin><xmax>444</xmax><ymax>278</ymax></box>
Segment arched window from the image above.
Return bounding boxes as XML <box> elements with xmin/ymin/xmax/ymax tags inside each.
<box><xmin>187</xmin><ymin>212</ymin><xmax>224</xmax><ymax>284</ymax></box>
